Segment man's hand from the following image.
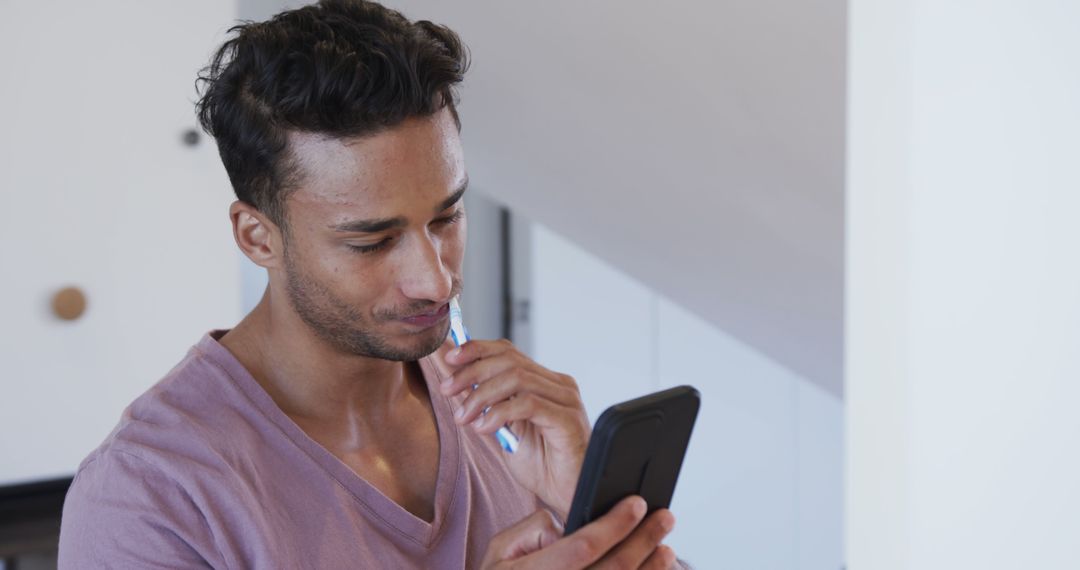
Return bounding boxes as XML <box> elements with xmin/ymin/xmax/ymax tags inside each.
<box><xmin>480</xmin><ymin>496</ymin><xmax>678</xmax><ymax>569</ymax></box>
<box><xmin>441</xmin><ymin>338</ymin><xmax>590</xmax><ymax>518</ymax></box>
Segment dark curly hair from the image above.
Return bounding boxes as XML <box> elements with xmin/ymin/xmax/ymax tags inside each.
<box><xmin>196</xmin><ymin>0</ymin><xmax>469</xmax><ymax>229</ymax></box>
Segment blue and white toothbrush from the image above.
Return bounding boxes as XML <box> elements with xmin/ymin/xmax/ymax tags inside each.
<box><xmin>448</xmin><ymin>297</ymin><xmax>520</xmax><ymax>453</ymax></box>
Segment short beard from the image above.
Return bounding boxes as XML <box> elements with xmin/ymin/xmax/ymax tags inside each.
<box><xmin>283</xmin><ymin>248</ymin><xmax>452</xmax><ymax>362</ymax></box>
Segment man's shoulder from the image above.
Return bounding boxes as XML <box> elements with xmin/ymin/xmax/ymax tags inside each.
<box><xmin>61</xmin><ymin>417</ymin><xmax>225</xmax><ymax>567</ymax></box>
<box><xmin>76</xmin><ymin>334</ymin><xmax>260</xmax><ymax>481</ymax></box>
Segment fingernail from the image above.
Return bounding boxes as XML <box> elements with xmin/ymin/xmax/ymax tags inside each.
<box><xmin>628</xmin><ymin>497</ymin><xmax>647</xmax><ymax>518</ymax></box>
<box><xmin>448</xmin><ymin>348</ymin><xmax>461</xmax><ymax>360</ymax></box>
<box><xmin>455</xmin><ymin>407</ymin><xmax>465</xmax><ymax>420</ymax></box>
<box><xmin>441</xmin><ymin>374</ymin><xmax>453</xmax><ymax>385</ymax></box>
<box><xmin>472</xmin><ymin>416</ymin><xmax>485</xmax><ymax>429</ymax></box>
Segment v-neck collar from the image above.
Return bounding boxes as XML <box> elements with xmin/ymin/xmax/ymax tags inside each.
<box><xmin>197</xmin><ymin>331</ymin><xmax>462</xmax><ymax>549</ymax></box>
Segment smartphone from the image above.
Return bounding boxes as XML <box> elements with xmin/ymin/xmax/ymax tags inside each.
<box><xmin>563</xmin><ymin>385</ymin><xmax>700</xmax><ymax>534</ymax></box>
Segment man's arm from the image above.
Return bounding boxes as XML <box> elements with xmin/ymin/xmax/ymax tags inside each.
<box><xmin>59</xmin><ymin>451</ymin><xmax>221</xmax><ymax>569</ymax></box>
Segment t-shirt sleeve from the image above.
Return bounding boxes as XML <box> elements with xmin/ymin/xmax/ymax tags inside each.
<box><xmin>58</xmin><ymin>450</ymin><xmax>222</xmax><ymax>569</ymax></box>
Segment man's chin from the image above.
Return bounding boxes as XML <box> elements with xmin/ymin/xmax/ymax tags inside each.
<box><xmin>377</xmin><ymin>330</ymin><xmax>448</xmax><ymax>362</ymax></box>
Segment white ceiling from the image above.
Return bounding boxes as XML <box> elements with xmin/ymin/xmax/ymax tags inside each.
<box><xmin>410</xmin><ymin>0</ymin><xmax>846</xmax><ymax>396</ymax></box>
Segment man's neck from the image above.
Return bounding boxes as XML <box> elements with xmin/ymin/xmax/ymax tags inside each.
<box><xmin>219</xmin><ymin>289</ymin><xmax>443</xmax><ymax>521</ymax></box>
<box><xmin>219</xmin><ymin>290</ymin><xmax>428</xmax><ymax>441</ymax></box>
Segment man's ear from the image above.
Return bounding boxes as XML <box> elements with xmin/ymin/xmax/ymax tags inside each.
<box><xmin>230</xmin><ymin>200</ymin><xmax>285</xmax><ymax>269</ymax></box>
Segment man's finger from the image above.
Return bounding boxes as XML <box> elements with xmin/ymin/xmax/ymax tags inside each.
<box><xmin>455</xmin><ymin>370</ymin><xmax>575</xmax><ymax>426</ymax></box>
<box><xmin>511</xmin><ymin>496</ymin><xmax>647</xmax><ymax>569</ymax></box>
<box><xmin>444</xmin><ymin>338</ymin><xmax>516</xmax><ymax>366</ymax></box>
<box><xmin>640</xmin><ymin>544</ymin><xmax>678</xmax><ymax>570</ymax></box>
<box><xmin>471</xmin><ymin>392</ymin><xmax>584</xmax><ymax>435</ymax></box>
<box><xmin>482</xmin><ymin>509</ymin><xmax>565</xmax><ymax>567</ymax></box>
<box><xmin>440</xmin><ymin>351</ymin><xmax>523</xmax><ymax>397</ymax></box>
<box><xmin>591</xmin><ymin>509</ymin><xmax>675</xmax><ymax>569</ymax></box>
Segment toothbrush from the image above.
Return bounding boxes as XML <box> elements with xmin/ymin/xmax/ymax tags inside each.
<box><xmin>449</xmin><ymin>297</ymin><xmax>520</xmax><ymax>453</ymax></box>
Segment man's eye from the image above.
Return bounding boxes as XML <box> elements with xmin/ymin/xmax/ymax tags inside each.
<box><xmin>434</xmin><ymin>210</ymin><xmax>465</xmax><ymax>226</ymax></box>
<box><xmin>347</xmin><ymin>238</ymin><xmax>392</xmax><ymax>254</ymax></box>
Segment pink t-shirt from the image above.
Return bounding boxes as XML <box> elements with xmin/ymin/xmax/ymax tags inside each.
<box><xmin>58</xmin><ymin>330</ymin><xmax>540</xmax><ymax>569</ymax></box>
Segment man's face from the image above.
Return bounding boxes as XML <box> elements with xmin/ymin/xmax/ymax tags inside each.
<box><xmin>278</xmin><ymin>108</ymin><xmax>466</xmax><ymax>361</ymax></box>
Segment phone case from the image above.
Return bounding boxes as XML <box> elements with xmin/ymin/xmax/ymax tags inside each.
<box><xmin>563</xmin><ymin>385</ymin><xmax>700</xmax><ymax>534</ymax></box>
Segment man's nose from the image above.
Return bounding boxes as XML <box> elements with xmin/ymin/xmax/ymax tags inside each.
<box><xmin>399</xmin><ymin>233</ymin><xmax>453</xmax><ymax>302</ymax></box>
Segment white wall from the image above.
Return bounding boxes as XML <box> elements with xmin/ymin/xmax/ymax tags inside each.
<box><xmin>847</xmin><ymin>0</ymin><xmax>1080</xmax><ymax>567</ymax></box>
<box><xmin>0</xmin><ymin>0</ymin><xmax>241</xmax><ymax>486</ymax></box>
<box><xmin>391</xmin><ymin>0</ymin><xmax>847</xmax><ymax>397</ymax></box>
<box><xmin>531</xmin><ymin>223</ymin><xmax>843</xmax><ymax>569</ymax></box>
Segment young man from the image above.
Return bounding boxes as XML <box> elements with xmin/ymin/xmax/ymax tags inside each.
<box><xmin>58</xmin><ymin>1</ymin><xmax>680</xmax><ymax>568</ymax></box>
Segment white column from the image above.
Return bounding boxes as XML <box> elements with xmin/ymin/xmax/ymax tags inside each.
<box><xmin>847</xmin><ymin>0</ymin><xmax>1080</xmax><ymax>568</ymax></box>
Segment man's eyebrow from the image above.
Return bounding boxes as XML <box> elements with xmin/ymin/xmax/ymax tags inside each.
<box><xmin>436</xmin><ymin>177</ymin><xmax>469</xmax><ymax>213</ymax></box>
<box><xmin>331</xmin><ymin>216</ymin><xmax>407</xmax><ymax>234</ymax></box>
<box><xmin>331</xmin><ymin>177</ymin><xmax>469</xmax><ymax>234</ymax></box>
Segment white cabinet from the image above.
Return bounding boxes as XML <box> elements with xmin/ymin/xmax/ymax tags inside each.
<box><xmin>528</xmin><ymin>222</ymin><xmax>843</xmax><ymax>570</ymax></box>
<box><xmin>530</xmin><ymin>224</ymin><xmax>656</xmax><ymax>424</ymax></box>
<box><xmin>0</xmin><ymin>1</ymin><xmax>241</xmax><ymax>486</ymax></box>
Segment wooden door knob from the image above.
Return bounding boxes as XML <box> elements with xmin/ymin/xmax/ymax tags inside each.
<box><xmin>52</xmin><ymin>286</ymin><xmax>87</xmax><ymax>321</ymax></box>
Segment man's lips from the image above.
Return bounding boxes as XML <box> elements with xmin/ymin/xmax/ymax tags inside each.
<box><xmin>398</xmin><ymin>303</ymin><xmax>450</xmax><ymax>327</ymax></box>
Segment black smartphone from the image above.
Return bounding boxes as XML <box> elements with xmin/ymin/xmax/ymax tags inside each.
<box><xmin>563</xmin><ymin>385</ymin><xmax>700</xmax><ymax>534</ymax></box>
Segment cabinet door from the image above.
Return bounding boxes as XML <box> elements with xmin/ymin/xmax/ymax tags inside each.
<box><xmin>0</xmin><ymin>0</ymin><xmax>241</xmax><ymax>485</ymax></box>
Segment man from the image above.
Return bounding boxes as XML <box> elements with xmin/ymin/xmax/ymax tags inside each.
<box><xmin>58</xmin><ymin>1</ymin><xmax>680</xmax><ymax>568</ymax></box>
